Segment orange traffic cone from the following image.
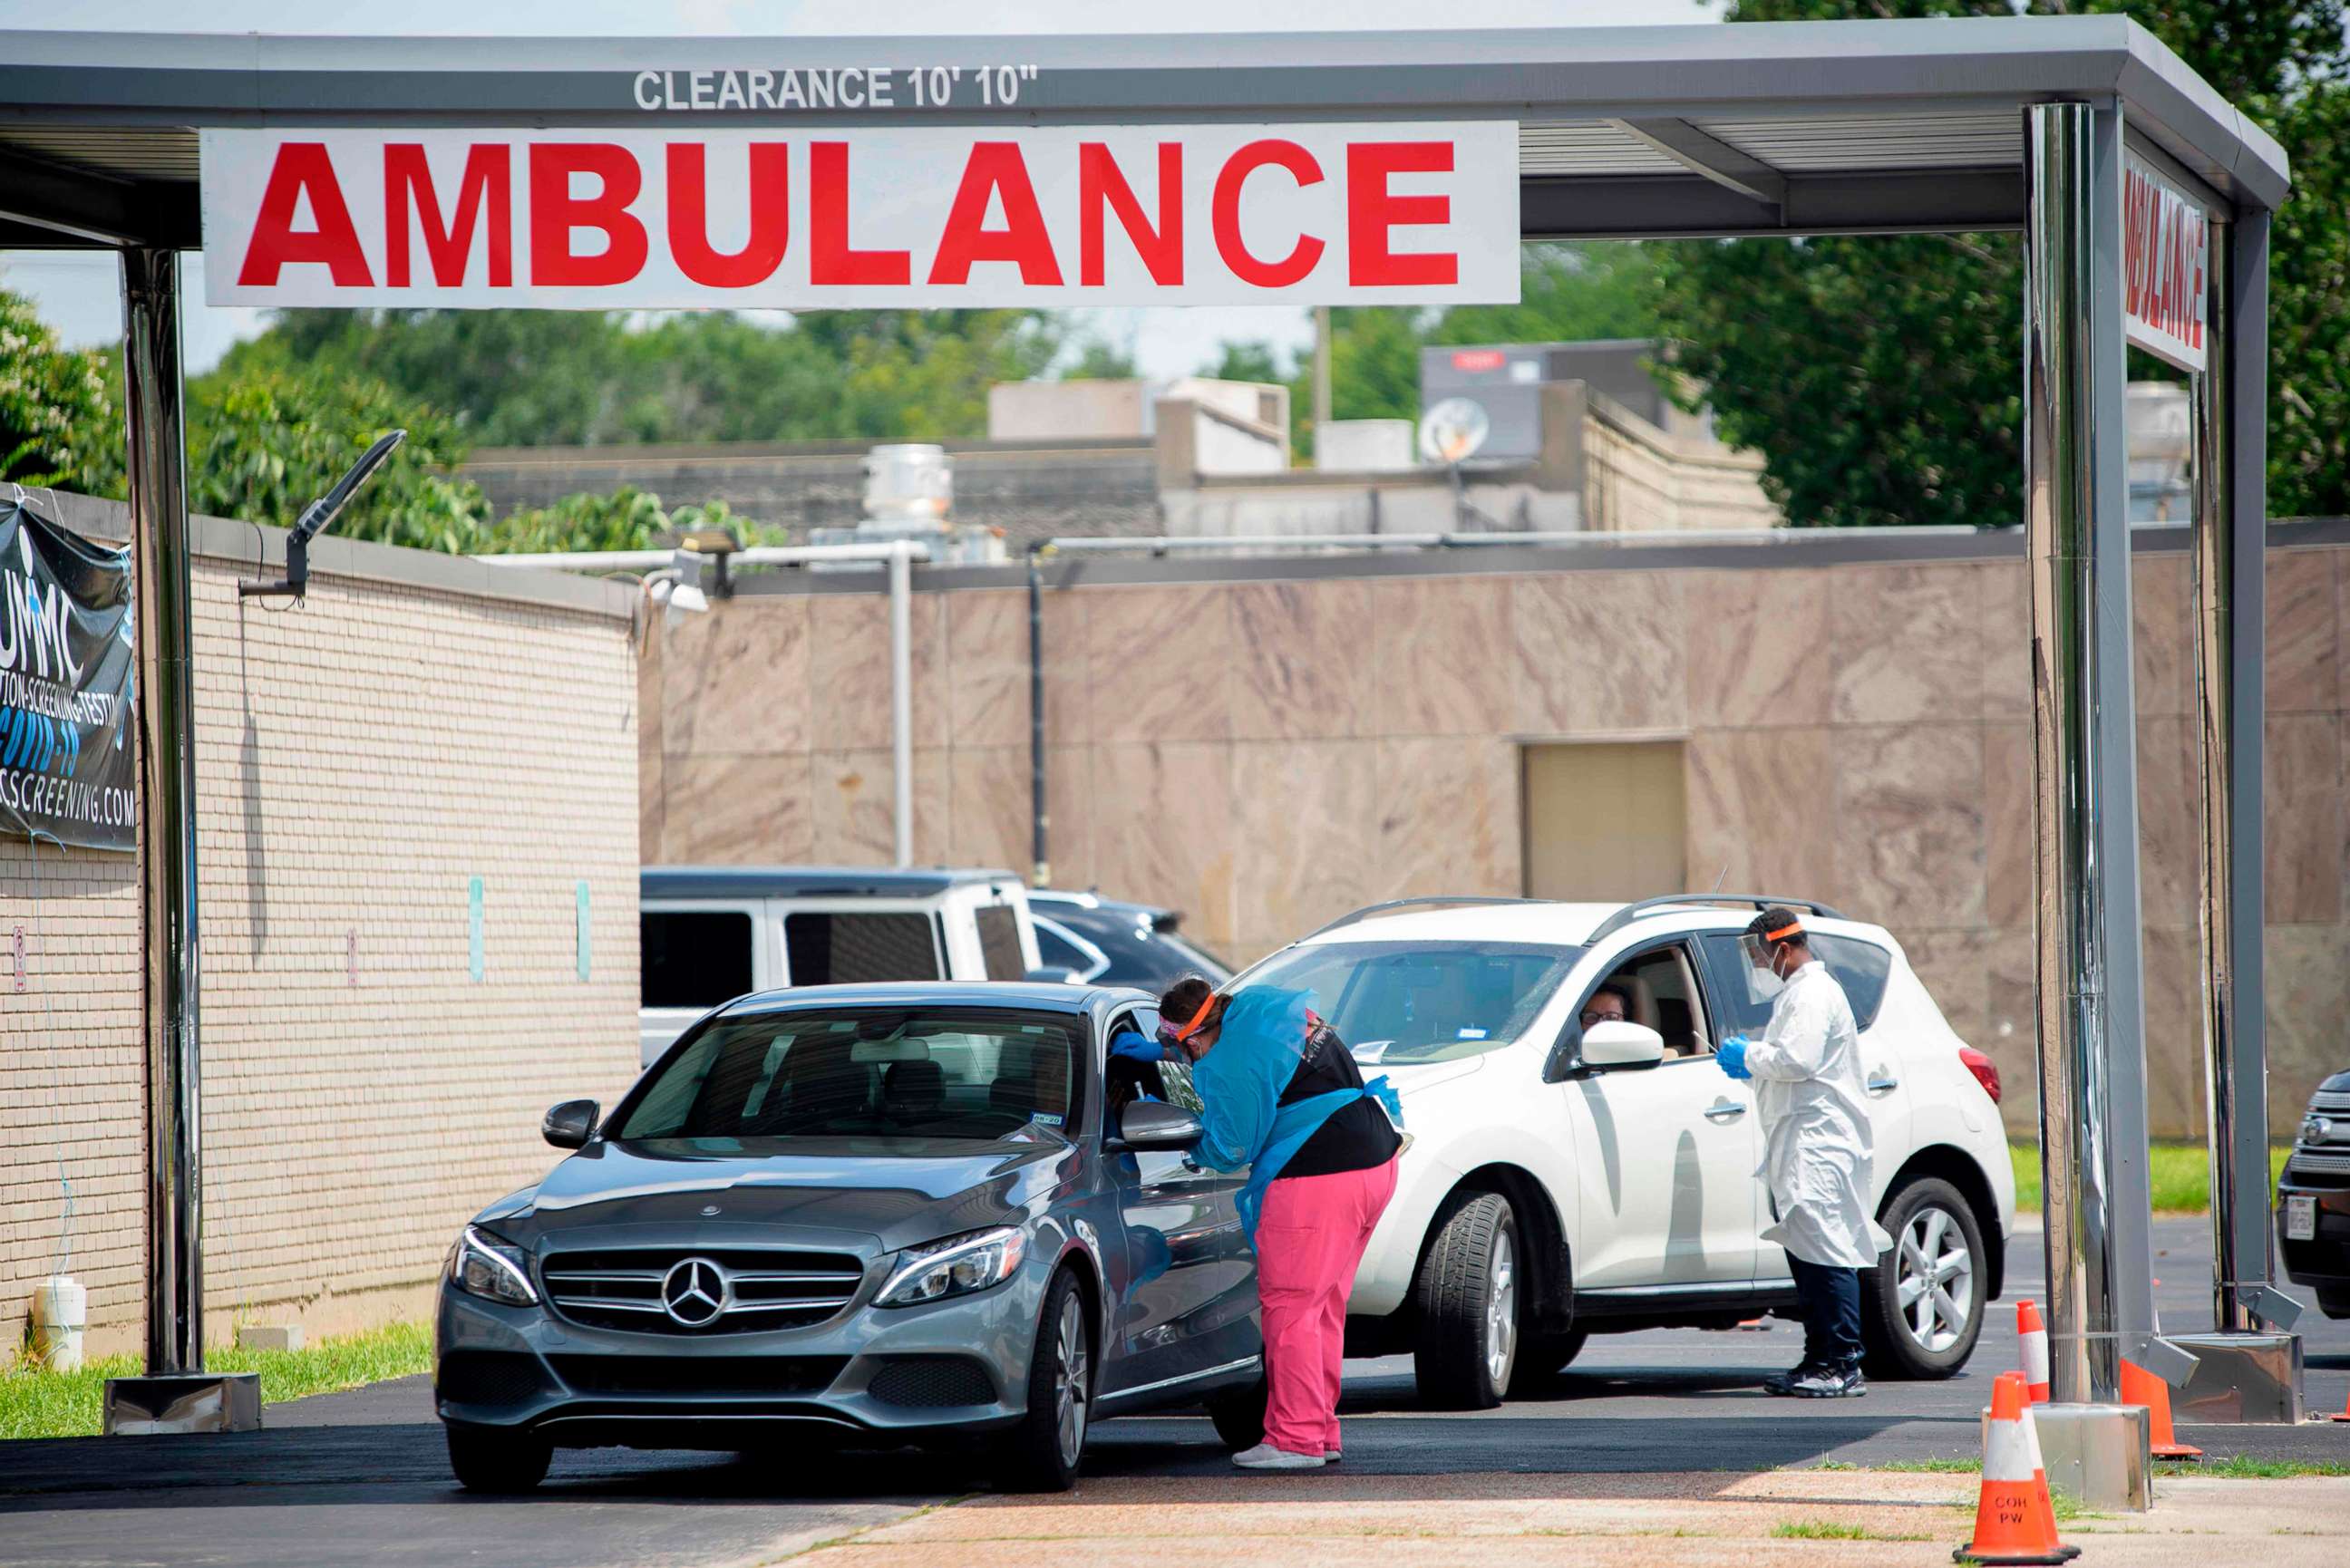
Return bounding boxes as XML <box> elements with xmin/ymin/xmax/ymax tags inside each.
<box><xmin>2017</xmin><ymin>1301</ymin><xmax>2052</xmax><ymax>1404</ymax></box>
<box><xmin>1956</xmin><ymin>1371</ymin><xmax>2081</xmax><ymax>1565</ymax></box>
<box><xmin>2121</xmin><ymin>1359</ymin><xmax>2203</xmax><ymax>1459</ymax></box>
<box><xmin>2330</xmin><ymin>1380</ymin><xmax>2350</xmax><ymax>1424</ymax></box>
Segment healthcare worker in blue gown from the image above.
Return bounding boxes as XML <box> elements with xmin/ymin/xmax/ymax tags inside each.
<box><xmin>1148</xmin><ymin>973</ymin><xmax>1402</xmax><ymax>1471</ymax></box>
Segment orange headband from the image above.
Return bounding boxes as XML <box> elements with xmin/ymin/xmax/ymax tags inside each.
<box><xmin>1764</xmin><ymin>921</ymin><xmax>1803</xmax><ymax>943</ymax></box>
<box><xmin>1170</xmin><ymin>991</ymin><xmax>1219</xmax><ymax>1042</ymax></box>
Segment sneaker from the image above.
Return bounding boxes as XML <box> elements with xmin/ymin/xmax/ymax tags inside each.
<box><xmin>1788</xmin><ymin>1366</ymin><xmax>1868</xmax><ymax>1399</ymax></box>
<box><xmin>1233</xmin><ymin>1443</ymin><xmax>1326</xmax><ymax>1470</ymax></box>
<box><xmin>1763</xmin><ymin>1362</ymin><xmax>1821</xmax><ymax>1396</ymax></box>
<box><xmin>1324</xmin><ymin>1449</ymin><xmax>1343</xmax><ymax>1463</ymax></box>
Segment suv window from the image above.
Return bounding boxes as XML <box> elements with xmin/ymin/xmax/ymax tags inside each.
<box><xmin>1695</xmin><ymin>931</ymin><xmax>1893</xmax><ymax>1036</ymax></box>
<box><xmin>642</xmin><ymin>910</ymin><xmax>754</xmax><ymax>1008</ymax></box>
<box><xmin>1579</xmin><ymin>942</ymin><xmax>1712</xmax><ymax>1058</ymax></box>
<box><xmin>976</xmin><ymin>904</ymin><xmax>1026</xmax><ymax>981</ymax></box>
<box><xmin>783</xmin><ymin>911</ymin><xmax>941</xmax><ymax>985</ymax></box>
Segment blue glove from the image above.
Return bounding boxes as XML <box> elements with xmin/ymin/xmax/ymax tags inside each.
<box><xmin>1110</xmin><ymin>1029</ymin><xmax>1170</xmax><ymax>1064</ymax></box>
<box><xmin>1716</xmin><ymin>1036</ymin><xmax>1753</xmax><ymax>1079</ymax></box>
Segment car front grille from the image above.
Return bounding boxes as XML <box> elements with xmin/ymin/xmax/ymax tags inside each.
<box><xmin>437</xmin><ymin>1350</ymin><xmax>549</xmax><ymax>1408</ymax></box>
<box><xmin>867</xmin><ymin>1356</ymin><xmax>999</xmax><ymax>1408</ymax></box>
<box><xmin>2309</xmin><ymin>1090</ymin><xmax>2350</xmax><ymax>1116</ymax></box>
<box><xmin>549</xmin><ymin>1355</ymin><xmax>849</xmax><ymax>1396</ymax></box>
<box><xmin>540</xmin><ymin>1246</ymin><xmax>866</xmax><ymax>1334</ymax></box>
<box><xmin>2287</xmin><ymin>1148</ymin><xmax>2350</xmax><ymax>1186</ymax></box>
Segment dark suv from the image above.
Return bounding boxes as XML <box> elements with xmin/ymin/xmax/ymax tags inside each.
<box><xmin>2278</xmin><ymin>1068</ymin><xmax>2350</xmax><ymax>1320</ymax></box>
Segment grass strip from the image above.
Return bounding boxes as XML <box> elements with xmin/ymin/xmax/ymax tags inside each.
<box><xmin>2009</xmin><ymin>1140</ymin><xmax>2290</xmax><ymax>1215</ymax></box>
<box><xmin>1</xmin><ymin>1320</ymin><xmax>432</xmax><ymax>1441</ymax></box>
<box><xmin>2162</xmin><ymin>1455</ymin><xmax>2350</xmax><ymax>1479</ymax></box>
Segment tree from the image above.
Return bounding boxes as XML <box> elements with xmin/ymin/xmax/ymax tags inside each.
<box><xmin>0</xmin><ymin>291</ymin><xmax>119</xmax><ymax>494</ymax></box>
<box><xmin>1656</xmin><ymin>0</ymin><xmax>2350</xmax><ymax>523</ymax></box>
<box><xmin>1203</xmin><ymin>341</ymin><xmax>1287</xmax><ymax>384</ymax></box>
<box><xmin>1062</xmin><ymin>335</ymin><xmax>1138</xmax><ymax>380</ymax></box>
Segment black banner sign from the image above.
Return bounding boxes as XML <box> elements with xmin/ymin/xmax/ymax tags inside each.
<box><xmin>0</xmin><ymin>498</ymin><xmax>135</xmax><ymax>852</ymax></box>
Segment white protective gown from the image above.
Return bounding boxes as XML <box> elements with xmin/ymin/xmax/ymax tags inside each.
<box><xmin>1743</xmin><ymin>959</ymin><xmax>1895</xmax><ymax>1270</ymax></box>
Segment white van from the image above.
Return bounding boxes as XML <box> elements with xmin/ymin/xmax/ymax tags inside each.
<box><xmin>637</xmin><ymin>866</ymin><xmax>1042</xmax><ymax>1065</ymax></box>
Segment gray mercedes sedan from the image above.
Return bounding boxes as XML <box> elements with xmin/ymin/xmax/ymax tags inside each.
<box><xmin>433</xmin><ymin>982</ymin><xmax>1266</xmax><ymax>1492</ymax></box>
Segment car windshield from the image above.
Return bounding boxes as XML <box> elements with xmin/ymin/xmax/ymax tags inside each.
<box><xmin>1238</xmin><ymin>940</ymin><xmax>1585</xmax><ymax>1064</ymax></box>
<box><xmin>617</xmin><ymin>1006</ymin><xmax>1081</xmax><ymax>1144</ymax></box>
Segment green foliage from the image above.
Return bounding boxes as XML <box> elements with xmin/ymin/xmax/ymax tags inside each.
<box><xmin>1063</xmin><ymin>336</ymin><xmax>1139</xmax><ymax>381</ymax></box>
<box><xmin>1203</xmin><ymin>340</ymin><xmax>1287</xmax><ymax>384</ymax></box>
<box><xmin>2008</xmin><ymin>1140</ymin><xmax>2291</xmax><ymax>1214</ymax></box>
<box><xmin>222</xmin><ymin>306</ymin><xmax>1063</xmax><ymax>448</ymax></box>
<box><xmin>2</xmin><ymin>1321</ymin><xmax>432</xmax><ymax>1440</ymax></box>
<box><xmin>0</xmin><ymin>292</ymin><xmax>118</xmax><ymax>494</ymax></box>
<box><xmin>1672</xmin><ymin>0</ymin><xmax>2350</xmax><ymax>523</ymax></box>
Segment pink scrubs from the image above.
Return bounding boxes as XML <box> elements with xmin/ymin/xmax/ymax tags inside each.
<box><xmin>1253</xmin><ymin>1157</ymin><xmax>1399</xmax><ymax>1457</ymax></box>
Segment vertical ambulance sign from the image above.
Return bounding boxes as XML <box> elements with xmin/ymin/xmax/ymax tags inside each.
<box><xmin>2122</xmin><ymin>150</ymin><xmax>2209</xmax><ymax>373</ymax></box>
<box><xmin>200</xmin><ymin>122</ymin><xmax>1520</xmax><ymax>310</ymax></box>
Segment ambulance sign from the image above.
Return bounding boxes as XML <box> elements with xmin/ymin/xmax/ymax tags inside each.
<box><xmin>2122</xmin><ymin>151</ymin><xmax>2209</xmax><ymax>373</ymax></box>
<box><xmin>199</xmin><ymin>123</ymin><xmax>1521</xmax><ymax>310</ymax></box>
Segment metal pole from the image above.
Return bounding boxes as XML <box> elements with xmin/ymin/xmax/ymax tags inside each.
<box><xmin>121</xmin><ymin>247</ymin><xmax>202</xmax><ymax>1376</ymax></box>
<box><xmin>1311</xmin><ymin>305</ymin><xmax>1333</xmax><ymax>445</ymax></box>
<box><xmin>2198</xmin><ymin>209</ymin><xmax>2287</xmax><ymax>1329</ymax></box>
<box><xmin>2022</xmin><ymin>102</ymin><xmax>2168</xmax><ymax>1405</ymax></box>
<box><xmin>889</xmin><ymin>541</ymin><xmax>913</xmax><ymax>868</ymax></box>
<box><xmin>1026</xmin><ymin>552</ymin><xmax>1050</xmax><ymax>889</ymax></box>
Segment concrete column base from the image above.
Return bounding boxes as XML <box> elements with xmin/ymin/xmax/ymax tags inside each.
<box><xmin>2166</xmin><ymin>1331</ymin><xmax>2304</xmax><ymax>1424</ymax></box>
<box><xmin>102</xmin><ymin>1372</ymin><xmax>261</xmax><ymax>1435</ymax></box>
<box><xmin>2029</xmin><ymin>1402</ymin><xmax>2151</xmax><ymax>1512</ymax></box>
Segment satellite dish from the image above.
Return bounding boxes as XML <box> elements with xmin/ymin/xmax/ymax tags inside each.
<box><xmin>1418</xmin><ymin>397</ymin><xmax>1491</xmax><ymax>466</ymax></box>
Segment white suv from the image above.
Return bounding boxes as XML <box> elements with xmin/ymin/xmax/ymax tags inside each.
<box><xmin>1230</xmin><ymin>895</ymin><xmax>2015</xmax><ymax>1407</ymax></box>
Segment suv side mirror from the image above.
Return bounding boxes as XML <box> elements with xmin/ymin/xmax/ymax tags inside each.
<box><xmin>1580</xmin><ymin>1021</ymin><xmax>1666</xmax><ymax>1072</ymax></box>
<box><xmin>543</xmin><ymin>1099</ymin><xmax>601</xmax><ymax>1149</ymax></box>
<box><xmin>1107</xmin><ymin>1099</ymin><xmax>1202</xmax><ymax>1153</ymax></box>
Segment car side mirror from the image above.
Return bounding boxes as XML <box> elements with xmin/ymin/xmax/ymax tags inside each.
<box><xmin>543</xmin><ymin>1099</ymin><xmax>600</xmax><ymax>1149</ymax></box>
<box><xmin>1580</xmin><ymin>1021</ymin><xmax>1666</xmax><ymax>1072</ymax></box>
<box><xmin>1107</xmin><ymin>1099</ymin><xmax>1202</xmax><ymax>1153</ymax></box>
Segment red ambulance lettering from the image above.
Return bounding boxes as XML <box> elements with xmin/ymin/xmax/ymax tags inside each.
<box><xmin>667</xmin><ymin>142</ymin><xmax>791</xmax><ymax>288</ymax></box>
<box><xmin>1346</xmin><ymin>141</ymin><xmax>1457</xmax><ymax>287</ymax></box>
<box><xmin>384</xmin><ymin>144</ymin><xmax>511</xmax><ymax>288</ymax></box>
<box><xmin>929</xmin><ymin>143</ymin><xmax>1063</xmax><ymax>286</ymax></box>
<box><xmin>810</xmin><ymin>141</ymin><xmax>911</xmax><ymax>286</ymax></box>
<box><xmin>529</xmin><ymin>144</ymin><xmax>648</xmax><ymax>286</ymax></box>
<box><xmin>1079</xmin><ymin>142</ymin><xmax>1182</xmax><ymax>287</ymax></box>
<box><xmin>237</xmin><ymin>142</ymin><xmax>374</xmax><ymax>288</ymax></box>
<box><xmin>1212</xmin><ymin>140</ymin><xmax>1326</xmax><ymax>289</ymax></box>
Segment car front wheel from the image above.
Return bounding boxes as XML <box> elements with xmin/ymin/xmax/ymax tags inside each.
<box><xmin>995</xmin><ymin>1270</ymin><xmax>1092</xmax><ymax>1493</ymax></box>
<box><xmin>2316</xmin><ymin>1287</ymin><xmax>2350</xmax><ymax>1321</ymax></box>
<box><xmin>1413</xmin><ymin>1191</ymin><xmax>1519</xmax><ymax>1409</ymax></box>
<box><xmin>1863</xmin><ymin>1175</ymin><xmax>1987</xmax><ymax>1379</ymax></box>
<box><xmin>445</xmin><ymin>1420</ymin><xmax>551</xmax><ymax>1493</ymax></box>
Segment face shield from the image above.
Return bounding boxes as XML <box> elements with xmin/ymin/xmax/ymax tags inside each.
<box><xmin>1742</xmin><ymin>919</ymin><xmax>1805</xmax><ymax>975</ymax></box>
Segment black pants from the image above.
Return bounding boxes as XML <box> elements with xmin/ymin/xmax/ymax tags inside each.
<box><xmin>1787</xmin><ymin>1254</ymin><xmax>1864</xmax><ymax>1370</ymax></box>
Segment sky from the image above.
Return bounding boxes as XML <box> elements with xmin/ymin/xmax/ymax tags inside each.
<box><xmin>0</xmin><ymin>0</ymin><xmax>1716</xmax><ymax>381</ymax></box>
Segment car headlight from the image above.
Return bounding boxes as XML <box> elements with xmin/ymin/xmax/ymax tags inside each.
<box><xmin>2306</xmin><ymin>1115</ymin><xmax>2333</xmax><ymax>1147</ymax></box>
<box><xmin>447</xmin><ymin>1226</ymin><xmax>539</xmax><ymax>1307</ymax></box>
<box><xmin>876</xmin><ymin>1225</ymin><xmax>1026</xmax><ymax>1308</ymax></box>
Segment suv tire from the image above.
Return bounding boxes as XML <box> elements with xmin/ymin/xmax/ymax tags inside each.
<box><xmin>1206</xmin><ymin>1372</ymin><xmax>1267</xmax><ymax>1450</ymax></box>
<box><xmin>1413</xmin><ymin>1191</ymin><xmax>1520</xmax><ymax>1409</ymax></box>
<box><xmin>445</xmin><ymin>1420</ymin><xmax>551</xmax><ymax>1493</ymax></box>
<box><xmin>995</xmin><ymin>1269</ymin><xmax>1092</xmax><ymax>1493</ymax></box>
<box><xmin>2316</xmin><ymin>1287</ymin><xmax>2350</xmax><ymax>1321</ymax></box>
<box><xmin>1863</xmin><ymin>1175</ymin><xmax>1987</xmax><ymax>1379</ymax></box>
<box><xmin>1528</xmin><ymin>1327</ymin><xmax>1588</xmax><ymax>1376</ymax></box>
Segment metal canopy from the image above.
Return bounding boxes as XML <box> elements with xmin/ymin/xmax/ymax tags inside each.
<box><xmin>0</xmin><ymin>16</ymin><xmax>2291</xmax><ymax>249</ymax></box>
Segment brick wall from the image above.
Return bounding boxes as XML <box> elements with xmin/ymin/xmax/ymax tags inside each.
<box><xmin>1</xmin><ymin>497</ymin><xmax>643</xmax><ymax>1360</ymax></box>
<box><xmin>642</xmin><ymin>526</ymin><xmax>2350</xmax><ymax>1144</ymax></box>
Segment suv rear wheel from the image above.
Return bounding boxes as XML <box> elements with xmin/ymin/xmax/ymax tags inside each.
<box><xmin>1413</xmin><ymin>1191</ymin><xmax>1519</xmax><ymax>1409</ymax></box>
<box><xmin>1863</xmin><ymin>1175</ymin><xmax>1987</xmax><ymax>1379</ymax></box>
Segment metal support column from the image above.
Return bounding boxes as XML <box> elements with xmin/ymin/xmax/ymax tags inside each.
<box><xmin>889</xmin><ymin>541</ymin><xmax>914</xmax><ymax>868</ymax></box>
<box><xmin>103</xmin><ymin>247</ymin><xmax>257</xmax><ymax>1434</ymax></box>
<box><xmin>2172</xmin><ymin>206</ymin><xmax>2304</xmax><ymax>1418</ymax></box>
<box><xmin>2020</xmin><ymin>104</ymin><xmax>2184</xmax><ymax>1433</ymax></box>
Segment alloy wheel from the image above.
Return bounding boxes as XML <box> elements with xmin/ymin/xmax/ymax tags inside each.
<box><xmin>1053</xmin><ymin>1294</ymin><xmax>1089</xmax><ymax>1467</ymax></box>
<box><xmin>1484</xmin><ymin>1228</ymin><xmax>1518</xmax><ymax>1387</ymax></box>
<box><xmin>1896</xmin><ymin>1204</ymin><xmax>1975</xmax><ymax>1353</ymax></box>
